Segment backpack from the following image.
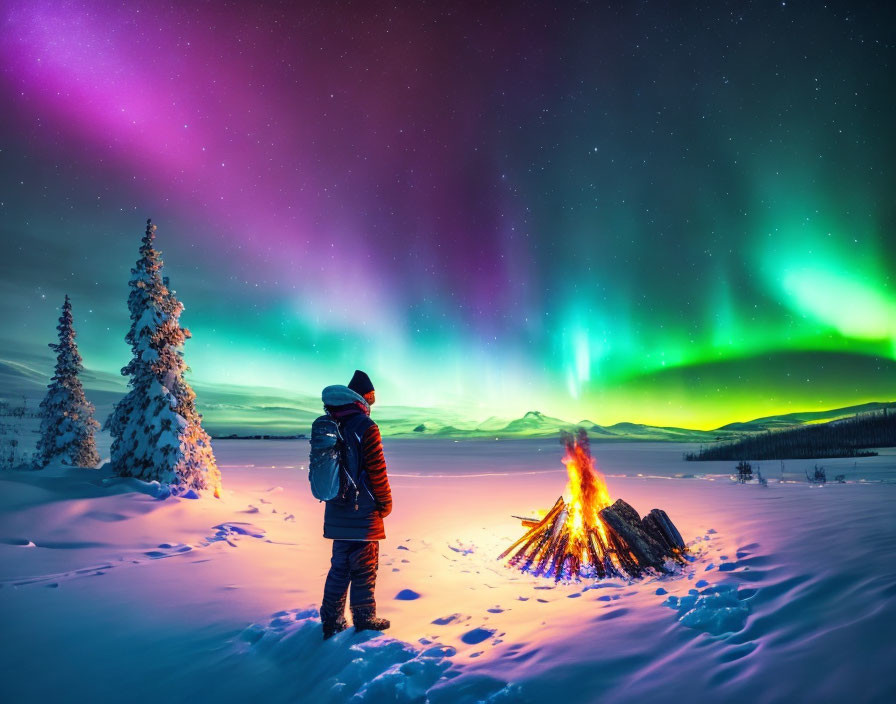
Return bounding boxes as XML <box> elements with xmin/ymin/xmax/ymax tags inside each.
<box><xmin>308</xmin><ymin>413</ymin><xmax>373</xmax><ymax>505</ymax></box>
<box><xmin>309</xmin><ymin>415</ymin><xmax>348</xmax><ymax>501</ymax></box>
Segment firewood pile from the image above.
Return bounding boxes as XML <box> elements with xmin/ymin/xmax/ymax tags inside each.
<box><xmin>500</xmin><ymin>429</ymin><xmax>687</xmax><ymax>580</ymax></box>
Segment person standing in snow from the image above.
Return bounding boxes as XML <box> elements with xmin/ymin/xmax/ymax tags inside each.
<box><xmin>319</xmin><ymin>370</ymin><xmax>393</xmax><ymax>639</ymax></box>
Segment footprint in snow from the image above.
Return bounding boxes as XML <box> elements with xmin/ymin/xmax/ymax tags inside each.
<box><xmin>448</xmin><ymin>541</ymin><xmax>476</xmax><ymax>555</ymax></box>
<box><xmin>2</xmin><ymin>521</ymin><xmax>268</xmax><ymax>590</ymax></box>
<box><xmin>211</xmin><ymin>523</ymin><xmax>266</xmax><ymax>539</ymax></box>
<box><xmin>0</xmin><ymin>538</ymin><xmax>35</xmax><ymax>547</ymax></box>
<box><xmin>597</xmin><ymin>608</ymin><xmax>629</xmax><ymax>621</ymax></box>
<box><xmin>460</xmin><ymin>627</ymin><xmax>495</xmax><ymax>645</ymax></box>
<box><xmin>84</xmin><ymin>511</ymin><xmax>128</xmax><ymax>523</ymax></box>
<box><xmin>395</xmin><ymin>589</ymin><xmax>421</xmax><ymax>600</ymax></box>
<box><xmin>145</xmin><ymin>543</ymin><xmax>193</xmax><ymax>559</ymax></box>
<box><xmin>432</xmin><ymin>614</ymin><xmax>467</xmax><ymax>625</ymax></box>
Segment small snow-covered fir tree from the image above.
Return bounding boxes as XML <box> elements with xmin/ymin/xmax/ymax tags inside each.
<box><xmin>107</xmin><ymin>219</ymin><xmax>222</xmax><ymax>496</ymax></box>
<box><xmin>34</xmin><ymin>295</ymin><xmax>100</xmax><ymax>468</ymax></box>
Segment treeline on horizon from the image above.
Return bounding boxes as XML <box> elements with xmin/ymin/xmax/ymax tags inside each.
<box><xmin>685</xmin><ymin>409</ymin><xmax>896</xmax><ymax>461</ymax></box>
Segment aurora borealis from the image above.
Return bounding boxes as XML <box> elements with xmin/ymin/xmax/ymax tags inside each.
<box><xmin>1</xmin><ymin>1</ymin><xmax>894</xmax><ymax>430</ymax></box>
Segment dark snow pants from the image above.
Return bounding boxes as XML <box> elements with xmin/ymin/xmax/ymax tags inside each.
<box><xmin>322</xmin><ymin>540</ymin><xmax>379</xmax><ymax>614</ymax></box>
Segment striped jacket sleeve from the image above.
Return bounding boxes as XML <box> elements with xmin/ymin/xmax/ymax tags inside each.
<box><xmin>362</xmin><ymin>423</ymin><xmax>392</xmax><ymax>517</ymax></box>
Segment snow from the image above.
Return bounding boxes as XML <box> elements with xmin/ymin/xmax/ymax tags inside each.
<box><xmin>1</xmin><ymin>439</ymin><xmax>895</xmax><ymax>703</ymax></box>
<box><xmin>665</xmin><ymin>584</ymin><xmax>751</xmax><ymax>635</ymax></box>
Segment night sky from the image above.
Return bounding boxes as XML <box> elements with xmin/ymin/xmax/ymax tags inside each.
<box><xmin>1</xmin><ymin>1</ymin><xmax>894</xmax><ymax>429</ymax></box>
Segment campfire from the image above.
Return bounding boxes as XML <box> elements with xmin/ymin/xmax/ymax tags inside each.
<box><xmin>500</xmin><ymin>428</ymin><xmax>687</xmax><ymax>580</ymax></box>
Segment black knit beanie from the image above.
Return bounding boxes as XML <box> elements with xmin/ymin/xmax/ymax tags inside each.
<box><xmin>348</xmin><ymin>369</ymin><xmax>374</xmax><ymax>396</ymax></box>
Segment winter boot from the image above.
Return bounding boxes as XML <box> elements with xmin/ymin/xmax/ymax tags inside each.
<box><xmin>322</xmin><ymin>614</ymin><xmax>348</xmax><ymax>640</ymax></box>
<box><xmin>351</xmin><ymin>605</ymin><xmax>390</xmax><ymax>633</ymax></box>
<box><xmin>320</xmin><ymin>595</ymin><xmax>348</xmax><ymax>640</ymax></box>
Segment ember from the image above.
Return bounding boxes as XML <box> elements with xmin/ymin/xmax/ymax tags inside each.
<box><xmin>500</xmin><ymin>428</ymin><xmax>687</xmax><ymax>580</ymax></box>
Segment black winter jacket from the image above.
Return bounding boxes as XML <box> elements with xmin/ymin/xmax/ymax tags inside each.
<box><xmin>322</xmin><ymin>405</ymin><xmax>392</xmax><ymax>540</ymax></box>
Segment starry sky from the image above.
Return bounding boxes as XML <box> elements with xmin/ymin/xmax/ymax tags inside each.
<box><xmin>1</xmin><ymin>0</ymin><xmax>894</xmax><ymax>430</ymax></box>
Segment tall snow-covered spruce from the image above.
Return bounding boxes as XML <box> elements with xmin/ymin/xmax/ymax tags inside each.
<box><xmin>107</xmin><ymin>219</ymin><xmax>222</xmax><ymax>496</ymax></box>
<box><xmin>35</xmin><ymin>295</ymin><xmax>100</xmax><ymax>468</ymax></box>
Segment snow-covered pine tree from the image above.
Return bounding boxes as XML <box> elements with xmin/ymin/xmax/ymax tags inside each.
<box><xmin>34</xmin><ymin>295</ymin><xmax>100</xmax><ymax>468</ymax></box>
<box><xmin>107</xmin><ymin>219</ymin><xmax>222</xmax><ymax>496</ymax></box>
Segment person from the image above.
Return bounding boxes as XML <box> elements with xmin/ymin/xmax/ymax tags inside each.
<box><xmin>319</xmin><ymin>370</ymin><xmax>393</xmax><ymax>639</ymax></box>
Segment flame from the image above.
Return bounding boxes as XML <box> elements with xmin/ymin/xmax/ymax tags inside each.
<box><xmin>562</xmin><ymin>430</ymin><xmax>612</xmax><ymax>561</ymax></box>
<box><xmin>499</xmin><ymin>428</ymin><xmax>625</xmax><ymax>579</ymax></box>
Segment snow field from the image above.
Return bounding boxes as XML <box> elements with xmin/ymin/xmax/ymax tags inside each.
<box><xmin>1</xmin><ymin>440</ymin><xmax>895</xmax><ymax>703</ymax></box>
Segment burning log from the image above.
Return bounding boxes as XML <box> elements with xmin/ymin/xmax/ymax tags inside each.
<box><xmin>598</xmin><ymin>499</ymin><xmax>667</xmax><ymax>570</ymax></box>
<box><xmin>642</xmin><ymin>508</ymin><xmax>686</xmax><ymax>554</ymax></box>
<box><xmin>500</xmin><ymin>428</ymin><xmax>687</xmax><ymax>581</ymax></box>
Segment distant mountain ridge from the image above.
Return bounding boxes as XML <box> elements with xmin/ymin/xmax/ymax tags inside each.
<box><xmin>500</xmin><ymin>410</ymin><xmax>571</xmax><ymax>433</ymax></box>
<box><xmin>383</xmin><ymin>402</ymin><xmax>896</xmax><ymax>442</ymax></box>
<box><xmin>716</xmin><ymin>402</ymin><xmax>896</xmax><ymax>431</ymax></box>
<box><xmin>1</xmin><ymin>359</ymin><xmax>892</xmax><ymax>442</ymax></box>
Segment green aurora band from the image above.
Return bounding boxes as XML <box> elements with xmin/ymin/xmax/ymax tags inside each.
<box><xmin>1</xmin><ymin>1</ymin><xmax>894</xmax><ymax>431</ymax></box>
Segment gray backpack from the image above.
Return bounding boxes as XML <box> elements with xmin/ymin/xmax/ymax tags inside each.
<box><xmin>309</xmin><ymin>415</ymin><xmax>358</xmax><ymax>501</ymax></box>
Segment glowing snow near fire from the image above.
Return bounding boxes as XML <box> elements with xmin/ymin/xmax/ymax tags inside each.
<box><xmin>500</xmin><ymin>429</ymin><xmax>687</xmax><ymax>580</ymax></box>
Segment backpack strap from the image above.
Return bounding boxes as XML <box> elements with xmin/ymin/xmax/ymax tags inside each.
<box><xmin>341</xmin><ymin>413</ymin><xmax>374</xmax><ymax>456</ymax></box>
<box><xmin>339</xmin><ymin>414</ymin><xmax>376</xmax><ymax>506</ymax></box>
